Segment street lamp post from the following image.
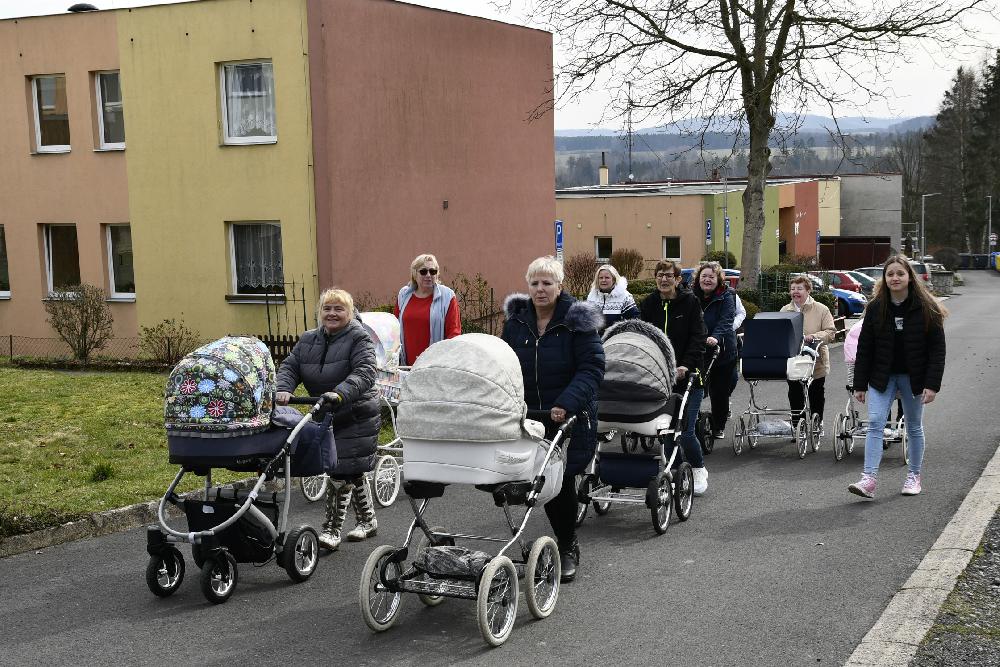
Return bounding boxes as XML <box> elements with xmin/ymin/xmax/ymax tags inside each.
<box><xmin>920</xmin><ymin>193</ymin><xmax>941</xmax><ymax>259</ymax></box>
<box><xmin>988</xmin><ymin>194</ymin><xmax>993</xmax><ymax>254</ymax></box>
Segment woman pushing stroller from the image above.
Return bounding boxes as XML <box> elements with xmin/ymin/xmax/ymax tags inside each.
<box><xmin>276</xmin><ymin>288</ymin><xmax>382</xmax><ymax>550</ymax></box>
<box><xmin>692</xmin><ymin>261</ymin><xmax>739</xmax><ymax>440</ymax></box>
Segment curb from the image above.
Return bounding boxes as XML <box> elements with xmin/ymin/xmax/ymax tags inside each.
<box><xmin>0</xmin><ymin>477</ymin><xmax>258</xmax><ymax>560</ymax></box>
<box><xmin>846</xmin><ymin>442</ymin><xmax>1000</xmax><ymax>666</ymax></box>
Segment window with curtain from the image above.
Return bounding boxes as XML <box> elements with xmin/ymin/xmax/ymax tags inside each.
<box><xmin>33</xmin><ymin>75</ymin><xmax>70</xmax><ymax>151</ymax></box>
<box><xmin>231</xmin><ymin>223</ymin><xmax>283</xmax><ymax>295</ymax></box>
<box><xmin>0</xmin><ymin>226</ymin><xmax>9</xmax><ymax>294</ymax></box>
<box><xmin>662</xmin><ymin>236</ymin><xmax>681</xmax><ymax>260</ymax></box>
<box><xmin>221</xmin><ymin>61</ymin><xmax>276</xmax><ymax>143</ymax></box>
<box><xmin>97</xmin><ymin>71</ymin><xmax>125</xmax><ymax>148</ymax></box>
<box><xmin>44</xmin><ymin>225</ymin><xmax>80</xmax><ymax>292</ymax></box>
<box><xmin>107</xmin><ymin>224</ymin><xmax>134</xmax><ymax>295</ymax></box>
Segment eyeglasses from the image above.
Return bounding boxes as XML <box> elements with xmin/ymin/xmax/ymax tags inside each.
<box><xmin>655</xmin><ymin>272</ymin><xmax>680</xmax><ymax>279</ymax></box>
<box><xmin>418</xmin><ymin>268</ymin><xmax>439</xmax><ymax>276</ymax></box>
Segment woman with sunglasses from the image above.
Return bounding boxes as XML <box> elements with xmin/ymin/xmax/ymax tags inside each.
<box><xmin>395</xmin><ymin>253</ymin><xmax>462</xmax><ymax>366</ymax></box>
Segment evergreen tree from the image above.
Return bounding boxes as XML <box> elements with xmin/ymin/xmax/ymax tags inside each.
<box><xmin>970</xmin><ymin>50</ymin><xmax>1000</xmax><ymax>252</ymax></box>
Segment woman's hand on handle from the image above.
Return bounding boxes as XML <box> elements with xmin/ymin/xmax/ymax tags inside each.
<box><xmin>706</xmin><ymin>336</ymin><xmax>718</xmax><ymax>347</ymax></box>
<box><xmin>853</xmin><ymin>390</ymin><xmax>866</xmax><ymax>404</ymax></box>
<box><xmin>922</xmin><ymin>389</ymin><xmax>937</xmax><ymax>405</ymax></box>
<box><xmin>550</xmin><ymin>406</ymin><xmax>567</xmax><ymax>423</ymax></box>
<box><xmin>275</xmin><ymin>391</ymin><xmax>292</xmax><ymax>406</ymax></box>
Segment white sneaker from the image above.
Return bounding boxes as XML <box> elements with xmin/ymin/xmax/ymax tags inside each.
<box><xmin>318</xmin><ymin>530</ymin><xmax>341</xmax><ymax>551</ymax></box>
<box><xmin>346</xmin><ymin>518</ymin><xmax>378</xmax><ymax>542</ymax></box>
<box><xmin>692</xmin><ymin>467</ymin><xmax>708</xmax><ymax>496</ymax></box>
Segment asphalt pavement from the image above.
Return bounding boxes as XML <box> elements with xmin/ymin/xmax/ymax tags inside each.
<box><xmin>2</xmin><ymin>272</ymin><xmax>1000</xmax><ymax>666</ymax></box>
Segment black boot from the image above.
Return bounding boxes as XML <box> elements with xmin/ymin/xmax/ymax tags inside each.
<box><xmin>559</xmin><ymin>542</ymin><xmax>579</xmax><ymax>583</ymax></box>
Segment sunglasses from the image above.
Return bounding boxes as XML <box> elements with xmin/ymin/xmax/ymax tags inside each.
<box><xmin>418</xmin><ymin>268</ymin><xmax>439</xmax><ymax>276</ymax></box>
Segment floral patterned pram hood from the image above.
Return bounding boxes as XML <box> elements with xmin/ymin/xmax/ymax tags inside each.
<box><xmin>164</xmin><ymin>336</ymin><xmax>276</xmax><ymax>437</ymax></box>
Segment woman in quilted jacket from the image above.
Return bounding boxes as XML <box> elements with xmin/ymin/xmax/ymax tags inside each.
<box><xmin>276</xmin><ymin>288</ymin><xmax>380</xmax><ymax>551</ymax></box>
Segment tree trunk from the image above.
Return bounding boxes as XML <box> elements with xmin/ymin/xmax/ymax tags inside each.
<box><xmin>740</xmin><ymin>101</ymin><xmax>775</xmax><ymax>289</ymax></box>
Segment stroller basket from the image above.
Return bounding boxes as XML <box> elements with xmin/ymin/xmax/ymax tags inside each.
<box><xmin>184</xmin><ymin>491</ymin><xmax>279</xmax><ymax>563</ymax></box>
<box><xmin>415</xmin><ymin>545</ymin><xmax>491</xmax><ymax>580</ymax></box>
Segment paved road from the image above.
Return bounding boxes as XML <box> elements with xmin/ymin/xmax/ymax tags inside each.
<box><xmin>3</xmin><ymin>273</ymin><xmax>1000</xmax><ymax>666</ymax></box>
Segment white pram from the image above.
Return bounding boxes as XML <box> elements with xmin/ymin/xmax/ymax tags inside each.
<box><xmin>358</xmin><ymin>334</ymin><xmax>571</xmax><ymax>647</ymax></box>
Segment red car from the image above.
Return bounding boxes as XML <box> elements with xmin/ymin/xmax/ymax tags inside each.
<box><xmin>809</xmin><ymin>270</ymin><xmax>863</xmax><ymax>293</ymax></box>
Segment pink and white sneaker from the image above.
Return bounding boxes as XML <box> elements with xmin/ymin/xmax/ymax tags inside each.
<box><xmin>902</xmin><ymin>472</ymin><xmax>922</xmax><ymax>496</ymax></box>
<box><xmin>849</xmin><ymin>473</ymin><xmax>877</xmax><ymax>499</ymax></box>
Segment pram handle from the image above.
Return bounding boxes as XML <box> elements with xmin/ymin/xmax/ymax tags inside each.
<box><xmin>287</xmin><ymin>394</ymin><xmax>342</xmax><ymax>417</ymax></box>
<box><xmin>525</xmin><ymin>409</ymin><xmax>579</xmax><ymax>435</ymax></box>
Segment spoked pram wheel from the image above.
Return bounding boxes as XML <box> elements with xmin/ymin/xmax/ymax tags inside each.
<box><xmin>673</xmin><ymin>463</ymin><xmax>694</xmax><ymax>521</ymax></box>
<box><xmin>810</xmin><ymin>413</ymin><xmax>822</xmax><ymax>453</ymax></box>
<box><xmin>200</xmin><ymin>550</ymin><xmax>239</xmax><ymax>604</ymax></box>
<box><xmin>300</xmin><ymin>474</ymin><xmax>328</xmax><ymax>502</ymax></box>
<box><xmin>733</xmin><ymin>416</ymin><xmax>745</xmax><ymax>456</ymax></box>
<box><xmin>145</xmin><ymin>546</ymin><xmax>185</xmax><ymax>598</ymax></box>
<box><xmin>575</xmin><ymin>475</ymin><xmax>590</xmax><ymax>527</ymax></box>
<box><xmin>360</xmin><ymin>545</ymin><xmax>404</xmax><ymax>632</ymax></box>
<box><xmin>833</xmin><ymin>412</ymin><xmax>849</xmax><ymax>462</ymax></box>
<box><xmin>794</xmin><ymin>420</ymin><xmax>808</xmax><ymax>459</ymax></box>
<box><xmin>646</xmin><ymin>471</ymin><xmax>673</xmax><ymax>535</ymax></box>
<box><xmin>477</xmin><ymin>555</ymin><xmax>518</xmax><ymax>646</ymax></box>
<box><xmin>373</xmin><ymin>454</ymin><xmax>401</xmax><ymax>507</ymax></box>
<box><xmin>280</xmin><ymin>526</ymin><xmax>319</xmax><ymax>583</ymax></box>
<box><xmin>414</xmin><ymin>526</ymin><xmax>452</xmax><ymax>607</ymax></box>
<box><xmin>898</xmin><ymin>416</ymin><xmax>909</xmax><ymax>465</ymax></box>
<box><xmin>696</xmin><ymin>412</ymin><xmax>715</xmax><ymax>454</ymax></box>
<box><xmin>525</xmin><ymin>536</ymin><xmax>560</xmax><ymax>619</ymax></box>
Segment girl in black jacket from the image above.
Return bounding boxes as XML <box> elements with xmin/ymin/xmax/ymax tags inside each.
<box><xmin>848</xmin><ymin>256</ymin><xmax>947</xmax><ymax>499</ymax></box>
<box><xmin>501</xmin><ymin>256</ymin><xmax>605</xmax><ymax>583</ymax></box>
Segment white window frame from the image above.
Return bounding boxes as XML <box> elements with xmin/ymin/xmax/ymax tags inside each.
<box><xmin>31</xmin><ymin>75</ymin><xmax>71</xmax><ymax>153</ymax></box>
<box><xmin>0</xmin><ymin>225</ymin><xmax>10</xmax><ymax>298</ymax></box>
<box><xmin>106</xmin><ymin>224</ymin><xmax>135</xmax><ymax>299</ymax></box>
<box><xmin>43</xmin><ymin>224</ymin><xmax>80</xmax><ymax>295</ymax></box>
<box><xmin>662</xmin><ymin>236</ymin><xmax>682</xmax><ymax>261</ymax></box>
<box><xmin>595</xmin><ymin>236</ymin><xmax>613</xmax><ymax>261</ymax></box>
<box><xmin>95</xmin><ymin>71</ymin><xmax>125</xmax><ymax>150</ymax></box>
<box><xmin>219</xmin><ymin>60</ymin><xmax>277</xmax><ymax>145</ymax></box>
<box><xmin>228</xmin><ymin>222</ymin><xmax>284</xmax><ymax>297</ymax></box>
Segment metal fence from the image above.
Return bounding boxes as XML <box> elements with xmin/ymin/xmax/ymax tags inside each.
<box><xmin>5</xmin><ymin>335</ymin><xmax>144</xmax><ymax>361</ymax></box>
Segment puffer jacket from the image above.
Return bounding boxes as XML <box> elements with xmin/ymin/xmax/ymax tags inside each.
<box><xmin>638</xmin><ymin>287</ymin><xmax>707</xmax><ymax>377</ymax></box>
<box><xmin>500</xmin><ymin>292</ymin><xmax>605</xmax><ymax>475</ymax></box>
<box><xmin>853</xmin><ymin>296</ymin><xmax>946</xmax><ymax>394</ymax></box>
<box><xmin>780</xmin><ymin>296</ymin><xmax>836</xmax><ymax>378</ymax></box>
<box><xmin>276</xmin><ymin>319</ymin><xmax>380</xmax><ymax>476</ymax></box>
<box><xmin>694</xmin><ymin>285</ymin><xmax>738</xmax><ymax>365</ymax></box>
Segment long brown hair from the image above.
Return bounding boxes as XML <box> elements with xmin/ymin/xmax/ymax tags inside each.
<box><xmin>870</xmin><ymin>255</ymin><xmax>947</xmax><ymax>329</ymax></box>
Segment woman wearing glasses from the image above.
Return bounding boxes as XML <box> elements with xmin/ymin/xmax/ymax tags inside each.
<box><xmin>395</xmin><ymin>253</ymin><xmax>462</xmax><ymax>366</ymax></box>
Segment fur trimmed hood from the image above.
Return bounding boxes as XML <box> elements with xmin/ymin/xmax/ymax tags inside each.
<box><xmin>602</xmin><ymin>318</ymin><xmax>677</xmax><ymax>382</ymax></box>
<box><xmin>504</xmin><ymin>292</ymin><xmax>604</xmax><ymax>333</ymax></box>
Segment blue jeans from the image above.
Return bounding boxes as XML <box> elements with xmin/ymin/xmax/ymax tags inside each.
<box><xmin>863</xmin><ymin>374</ymin><xmax>925</xmax><ymax>475</ymax></box>
<box><xmin>681</xmin><ymin>385</ymin><xmax>705</xmax><ymax>468</ymax></box>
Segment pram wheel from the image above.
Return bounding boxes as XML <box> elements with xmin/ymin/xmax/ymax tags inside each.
<box><xmin>794</xmin><ymin>421</ymin><xmax>808</xmax><ymax>459</ymax></box>
<box><xmin>525</xmin><ymin>536</ymin><xmax>560</xmax><ymax>619</ymax></box>
<box><xmin>477</xmin><ymin>556</ymin><xmax>518</xmax><ymax>647</ymax></box>
<box><xmin>145</xmin><ymin>546</ymin><xmax>185</xmax><ymax>598</ymax></box>
<box><xmin>697</xmin><ymin>412</ymin><xmax>714</xmax><ymax>454</ymax></box>
<box><xmin>373</xmin><ymin>454</ymin><xmax>401</xmax><ymax>507</ymax></box>
<box><xmin>280</xmin><ymin>526</ymin><xmax>319</xmax><ymax>583</ymax></box>
<box><xmin>300</xmin><ymin>474</ymin><xmax>328</xmax><ymax>502</ymax></box>
<box><xmin>415</xmin><ymin>526</ymin><xmax>451</xmax><ymax>607</ymax></box>
<box><xmin>810</xmin><ymin>414</ymin><xmax>822</xmax><ymax>453</ymax></box>
<box><xmin>899</xmin><ymin>416</ymin><xmax>909</xmax><ymax>465</ymax></box>
<box><xmin>674</xmin><ymin>463</ymin><xmax>694</xmax><ymax>521</ymax></box>
<box><xmin>200</xmin><ymin>550</ymin><xmax>238</xmax><ymax>604</ymax></box>
<box><xmin>833</xmin><ymin>413</ymin><xmax>849</xmax><ymax>461</ymax></box>
<box><xmin>575</xmin><ymin>475</ymin><xmax>590</xmax><ymax>527</ymax></box>
<box><xmin>747</xmin><ymin>414</ymin><xmax>760</xmax><ymax>449</ymax></box>
<box><xmin>647</xmin><ymin>471</ymin><xmax>673</xmax><ymax>535</ymax></box>
<box><xmin>360</xmin><ymin>545</ymin><xmax>403</xmax><ymax>632</ymax></box>
<box><xmin>733</xmin><ymin>417</ymin><xmax>745</xmax><ymax>456</ymax></box>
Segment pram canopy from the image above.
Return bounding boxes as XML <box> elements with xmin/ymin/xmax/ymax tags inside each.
<box><xmin>360</xmin><ymin>311</ymin><xmax>401</xmax><ymax>370</ymax></box>
<box><xmin>397</xmin><ymin>333</ymin><xmax>526</xmax><ymax>442</ymax></box>
<box><xmin>598</xmin><ymin>319</ymin><xmax>677</xmax><ymax>423</ymax></box>
<box><xmin>164</xmin><ymin>336</ymin><xmax>276</xmax><ymax>437</ymax></box>
<box><xmin>741</xmin><ymin>312</ymin><xmax>804</xmax><ymax>380</ymax></box>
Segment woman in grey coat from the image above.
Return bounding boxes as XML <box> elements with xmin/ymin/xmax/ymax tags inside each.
<box><xmin>276</xmin><ymin>288</ymin><xmax>381</xmax><ymax>551</ymax></box>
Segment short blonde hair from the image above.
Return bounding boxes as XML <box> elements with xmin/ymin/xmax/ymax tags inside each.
<box><xmin>317</xmin><ymin>288</ymin><xmax>354</xmax><ymax>324</ymax></box>
<box><xmin>525</xmin><ymin>256</ymin><xmax>564</xmax><ymax>284</ymax></box>
<box><xmin>409</xmin><ymin>253</ymin><xmax>439</xmax><ymax>289</ymax></box>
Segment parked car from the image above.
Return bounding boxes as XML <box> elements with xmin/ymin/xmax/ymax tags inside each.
<box><xmin>909</xmin><ymin>261</ymin><xmax>933</xmax><ymax>287</ymax></box>
<box><xmin>830</xmin><ymin>286</ymin><xmax>867</xmax><ymax>317</ymax></box>
<box><xmin>844</xmin><ymin>270</ymin><xmax>876</xmax><ymax>296</ymax></box>
<box><xmin>789</xmin><ymin>272</ymin><xmax>825</xmax><ymax>292</ymax></box>
<box><xmin>853</xmin><ymin>266</ymin><xmax>883</xmax><ymax>280</ymax></box>
<box><xmin>809</xmin><ymin>270</ymin><xmax>863</xmax><ymax>293</ymax></box>
<box><xmin>681</xmin><ymin>267</ymin><xmax>740</xmax><ymax>289</ymax></box>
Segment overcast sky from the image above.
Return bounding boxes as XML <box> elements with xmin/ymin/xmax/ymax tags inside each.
<box><xmin>2</xmin><ymin>0</ymin><xmax>998</xmax><ymax>130</ymax></box>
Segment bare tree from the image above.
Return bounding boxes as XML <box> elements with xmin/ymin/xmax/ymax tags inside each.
<box><xmin>43</xmin><ymin>284</ymin><xmax>114</xmax><ymax>363</ymax></box>
<box><xmin>519</xmin><ymin>0</ymin><xmax>987</xmax><ymax>286</ymax></box>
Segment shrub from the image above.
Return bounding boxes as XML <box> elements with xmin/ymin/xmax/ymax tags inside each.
<box><xmin>812</xmin><ymin>291</ymin><xmax>836</xmax><ymax>313</ymax></box>
<box><xmin>702</xmin><ymin>250</ymin><xmax>738</xmax><ymax>269</ymax></box>
<box><xmin>736</xmin><ymin>288</ymin><xmax>762</xmax><ymax>308</ymax></box>
<box><xmin>628</xmin><ymin>279</ymin><xmax>657</xmax><ymax>296</ymax></box>
<box><xmin>371</xmin><ymin>303</ymin><xmax>394</xmax><ymax>313</ymax></box>
<box><xmin>778</xmin><ymin>254</ymin><xmax>819</xmax><ymax>270</ymax></box>
<box><xmin>563</xmin><ymin>252</ymin><xmax>597</xmax><ymax>297</ymax></box>
<box><xmin>741</xmin><ymin>300</ymin><xmax>760</xmax><ymax>323</ymax></box>
<box><xmin>139</xmin><ymin>318</ymin><xmax>200</xmax><ymax>366</ymax></box>
<box><xmin>43</xmin><ymin>284</ymin><xmax>114</xmax><ymax>363</ymax></box>
<box><xmin>89</xmin><ymin>462</ymin><xmax>114</xmax><ymax>483</ymax></box>
<box><xmin>453</xmin><ymin>272</ymin><xmax>500</xmax><ymax>336</ymax></box>
<box><xmin>933</xmin><ymin>247</ymin><xmax>960</xmax><ymax>271</ymax></box>
<box><xmin>610</xmin><ymin>248</ymin><xmax>645</xmax><ymax>280</ymax></box>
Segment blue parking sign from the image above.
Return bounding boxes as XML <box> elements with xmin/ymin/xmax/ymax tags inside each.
<box><xmin>555</xmin><ymin>219</ymin><xmax>564</xmax><ymax>261</ymax></box>
<box><xmin>706</xmin><ymin>218</ymin><xmax>712</xmax><ymax>245</ymax></box>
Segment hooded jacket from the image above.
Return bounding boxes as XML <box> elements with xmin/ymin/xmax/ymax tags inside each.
<box><xmin>501</xmin><ymin>292</ymin><xmax>605</xmax><ymax>475</ymax></box>
<box><xmin>586</xmin><ymin>275</ymin><xmax>640</xmax><ymax>329</ymax></box>
<box><xmin>852</xmin><ymin>296</ymin><xmax>946</xmax><ymax>394</ymax></box>
<box><xmin>276</xmin><ymin>318</ymin><xmax>380</xmax><ymax>476</ymax></box>
<box><xmin>638</xmin><ymin>287</ymin><xmax>707</xmax><ymax>376</ymax></box>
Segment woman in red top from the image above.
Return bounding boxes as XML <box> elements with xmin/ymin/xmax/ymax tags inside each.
<box><xmin>394</xmin><ymin>253</ymin><xmax>461</xmax><ymax>365</ymax></box>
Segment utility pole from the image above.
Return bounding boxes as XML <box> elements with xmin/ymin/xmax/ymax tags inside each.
<box><xmin>625</xmin><ymin>81</ymin><xmax>634</xmax><ymax>182</ymax></box>
<box><xmin>988</xmin><ymin>194</ymin><xmax>993</xmax><ymax>254</ymax></box>
<box><xmin>920</xmin><ymin>192</ymin><xmax>941</xmax><ymax>259</ymax></box>
<box><xmin>722</xmin><ymin>172</ymin><xmax>729</xmax><ymax>270</ymax></box>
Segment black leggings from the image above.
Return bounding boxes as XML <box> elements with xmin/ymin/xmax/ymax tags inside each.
<box><xmin>707</xmin><ymin>358</ymin><xmax>738</xmax><ymax>431</ymax></box>
<box><xmin>544</xmin><ymin>474</ymin><xmax>578</xmax><ymax>552</ymax></box>
<box><xmin>787</xmin><ymin>376</ymin><xmax>826</xmax><ymax>425</ymax></box>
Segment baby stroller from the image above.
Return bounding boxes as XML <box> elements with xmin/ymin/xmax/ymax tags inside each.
<box><xmin>733</xmin><ymin>312</ymin><xmax>822</xmax><ymax>459</ymax></box>
<box><xmin>298</xmin><ymin>311</ymin><xmax>403</xmax><ymax>507</ymax></box>
<box><xmin>358</xmin><ymin>334</ymin><xmax>570</xmax><ymax>647</ymax></box>
<box><xmin>832</xmin><ymin>320</ymin><xmax>908</xmax><ymax>462</ymax></box>
<box><xmin>576</xmin><ymin>320</ymin><xmax>695</xmax><ymax>535</ymax></box>
<box><xmin>146</xmin><ymin>337</ymin><xmax>337</xmax><ymax>604</ymax></box>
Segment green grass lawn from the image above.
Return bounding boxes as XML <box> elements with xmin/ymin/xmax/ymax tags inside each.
<box><xmin>0</xmin><ymin>363</ymin><xmax>396</xmax><ymax>538</ymax></box>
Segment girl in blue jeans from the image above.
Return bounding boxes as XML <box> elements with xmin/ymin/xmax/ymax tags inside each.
<box><xmin>848</xmin><ymin>255</ymin><xmax>947</xmax><ymax>498</ymax></box>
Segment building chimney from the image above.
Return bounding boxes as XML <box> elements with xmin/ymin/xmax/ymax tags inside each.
<box><xmin>68</xmin><ymin>3</ymin><xmax>98</xmax><ymax>11</ymax></box>
<box><xmin>599</xmin><ymin>151</ymin><xmax>609</xmax><ymax>186</ymax></box>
